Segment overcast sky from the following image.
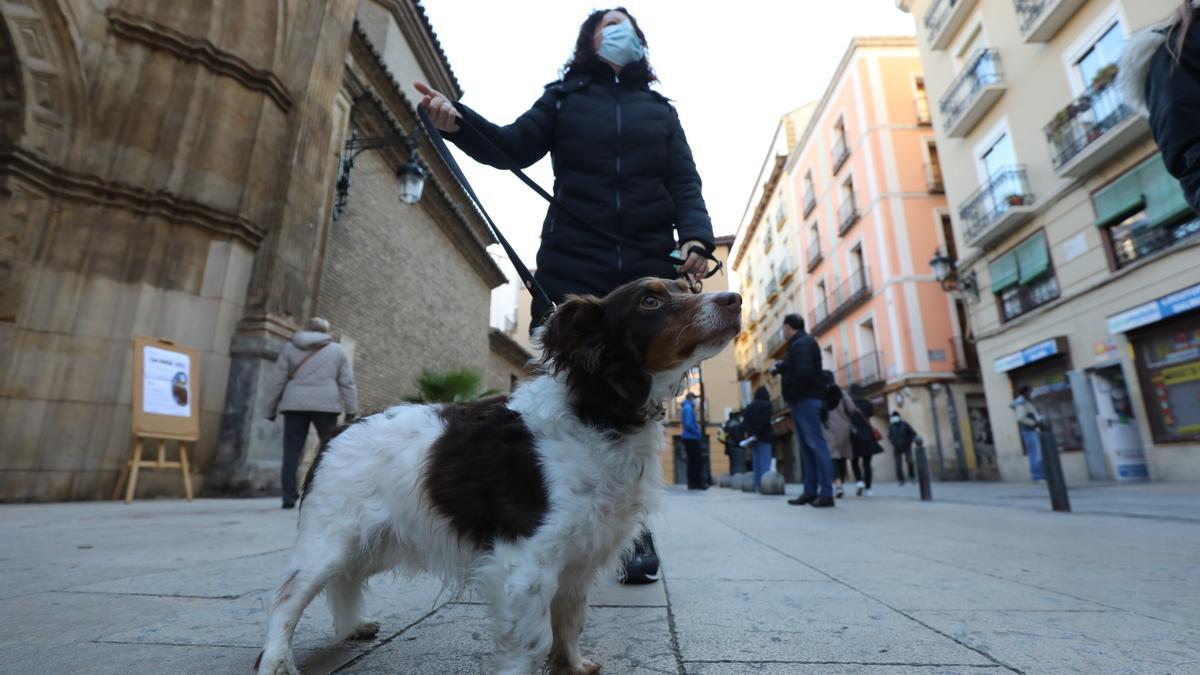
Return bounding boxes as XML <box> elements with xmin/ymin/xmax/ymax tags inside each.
<box><xmin>418</xmin><ymin>1</ymin><xmax>916</xmax><ymax>321</ymax></box>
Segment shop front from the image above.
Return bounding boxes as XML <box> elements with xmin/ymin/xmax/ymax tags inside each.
<box><xmin>995</xmin><ymin>337</ymin><xmax>1083</xmax><ymax>456</ymax></box>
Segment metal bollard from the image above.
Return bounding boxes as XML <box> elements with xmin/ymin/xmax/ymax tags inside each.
<box><xmin>914</xmin><ymin>435</ymin><xmax>933</xmax><ymax>501</ymax></box>
<box><xmin>1039</xmin><ymin>426</ymin><xmax>1071</xmax><ymax>512</ymax></box>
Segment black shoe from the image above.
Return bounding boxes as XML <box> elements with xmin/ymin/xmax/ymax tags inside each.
<box><xmin>835</xmin><ymin>487</ymin><xmax>844</xmax><ymax>499</ymax></box>
<box><xmin>619</xmin><ymin>530</ymin><xmax>660</xmax><ymax>584</ymax></box>
<box><xmin>281</xmin><ymin>501</ymin><xmax>295</xmax><ymax>510</ymax></box>
<box><xmin>788</xmin><ymin>494</ymin><xmax>817</xmax><ymax>506</ymax></box>
<box><xmin>811</xmin><ymin>497</ymin><xmax>836</xmax><ymax>508</ymax></box>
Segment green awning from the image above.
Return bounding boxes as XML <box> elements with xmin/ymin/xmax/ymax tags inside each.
<box><xmin>1016</xmin><ymin>232</ymin><xmax>1050</xmax><ymax>284</ymax></box>
<box><xmin>990</xmin><ymin>251</ymin><xmax>1019</xmax><ymax>294</ymax></box>
<box><xmin>1140</xmin><ymin>155</ymin><xmax>1193</xmax><ymax>228</ymax></box>
<box><xmin>1093</xmin><ymin>170</ymin><xmax>1144</xmax><ymax>228</ymax></box>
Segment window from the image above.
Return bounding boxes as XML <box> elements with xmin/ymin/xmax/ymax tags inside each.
<box><xmin>1131</xmin><ymin>313</ymin><xmax>1200</xmax><ymax>443</ymax></box>
<box><xmin>832</xmin><ymin>117</ymin><xmax>850</xmax><ymax>172</ymax></box>
<box><xmin>990</xmin><ymin>231</ymin><xmax>1059</xmax><ymax>322</ymax></box>
<box><xmin>940</xmin><ymin>212</ymin><xmax>957</xmax><ymax>262</ymax></box>
<box><xmin>915</xmin><ymin>76</ymin><xmax>931</xmax><ymax>125</ymax></box>
<box><xmin>926</xmin><ymin>139</ymin><xmax>944</xmax><ymax>192</ymax></box>
<box><xmin>981</xmin><ymin>133</ymin><xmax>1027</xmax><ymax>212</ymax></box>
<box><xmin>1075</xmin><ymin>23</ymin><xmax>1126</xmax><ymax>121</ymax></box>
<box><xmin>1094</xmin><ymin>155</ymin><xmax>1200</xmax><ymax>270</ymax></box>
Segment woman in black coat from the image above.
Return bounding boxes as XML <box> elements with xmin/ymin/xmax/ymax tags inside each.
<box><xmin>1121</xmin><ymin>1</ymin><xmax>1200</xmax><ymax>214</ymax></box>
<box><xmin>846</xmin><ymin>384</ymin><xmax>883</xmax><ymax>497</ymax></box>
<box><xmin>416</xmin><ymin>8</ymin><xmax>715</xmax><ymax>325</ymax></box>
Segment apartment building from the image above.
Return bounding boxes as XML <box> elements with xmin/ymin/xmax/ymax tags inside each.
<box><xmin>899</xmin><ymin>0</ymin><xmax>1200</xmax><ymax>481</ymax></box>
<box><xmin>732</xmin><ymin>37</ymin><xmax>985</xmax><ymax>482</ymax></box>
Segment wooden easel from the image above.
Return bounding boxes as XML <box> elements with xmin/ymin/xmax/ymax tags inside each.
<box><xmin>114</xmin><ymin>336</ymin><xmax>201</xmax><ymax>503</ymax></box>
<box><xmin>112</xmin><ymin>435</ymin><xmax>194</xmax><ymax>503</ymax></box>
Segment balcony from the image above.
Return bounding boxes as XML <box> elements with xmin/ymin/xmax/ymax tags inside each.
<box><xmin>736</xmin><ymin>362</ymin><xmax>760</xmax><ymax>382</ymax></box>
<box><xmin>961</xmin><ymin>166</ymin><xmax>1036</xmax><ymax>249</ymax></box>
<box><xmin>924</xmin><ymin>0</ymin><xmax>981</xmax><ymax>50</ymax></box>
<box><xmin>925</xmin><ymin>161</ymin><xmax>944</xmax><ymax>193</ymax></box>
<box><xmin>766</xmin><ymin>327</ymin><xmax>790</xmax><ymax>359</ymax></box>
<box><xmin>808</xmin><ymin>267</ymin><xmax>872</xmax><ymax>336</ymax></box>
<box><xmin>939</xmin><ymin>49</ymin><xmax>1006</xmax><ymax>138</ymax></box>
<box><xmin>1045</xmin><ymin>70</ymin><xmax>1149</xmax><ymax>178</ymax></box>
<box><xmin>765</xmin><ymin>277</ymin><xmax>781</xmax><ymax>303</ymax></box>
<box><xmin>916</xmin><ymin>96</ymin><xmax>932</xmax><ymax>126</ymax></box>
<box><xmin>802</xmin><ymin>187</ymin><xmax>816</xmax><ymax>218</ymax></box>
<box><xmin>806</xmin><ymin>238</ymin><xmax>823</xmax><ymax>271</ymax></box>
<box><xmin>842</xmin><ymin>351</ymin><xmax>884</xmax><ymax>389</ymax></box>
<box><xmin>778</xmin><ymin>256</ymin><xmax>796</xmax><ymax>284</ymax></box>
<box><xmin>831</xmin><ymin>136</ymin><xmax>850</xmax><ymax>174</ymax></box>
<box><xmin>837</xmin><ymin>199</ymin><xmax>860</xmax><ymax>235</ymax></box>
<box><xmin>1016</xmin><ymin>0</ymin><xmax>1087</xmax><ymax>42</ymax></box>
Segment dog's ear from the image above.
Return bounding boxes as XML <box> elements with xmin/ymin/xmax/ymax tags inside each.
<box><xmin>536</xmin><ymin>295</ymin><xmax>605</xmax><ymax>374</ymax></box>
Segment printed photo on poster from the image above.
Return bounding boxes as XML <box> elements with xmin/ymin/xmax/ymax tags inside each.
<box><xmin>143</xmin><ymin>346</ymin><xmax>192</xmax><ymax>417</ymax></box>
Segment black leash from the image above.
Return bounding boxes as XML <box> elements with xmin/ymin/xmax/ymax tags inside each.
<box><xmin>418</xmin><ymin>106</ymin><xmax>556</xmax><ymax>310</ymax></box>
<box><xmin>416</xmin><ymin>105</ymin><xmax>722</xmax><ymax>304</ymax></box>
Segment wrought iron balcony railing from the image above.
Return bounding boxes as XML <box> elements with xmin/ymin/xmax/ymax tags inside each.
<box><xmin>939</xmin><ymin>49</ymin><xmax>1004</xmax><ymax>136</ymax></box>
<box><xmin>837</xmin><ymin>199</ymin><xmax>860</xmax><ymax>235</ymax></box>
<box><xmin>806</xmin><ymin>237</ymin><xmax>823</xmax><ymax>271</ymax></box>
<box><xmin>961</xmin><ymin>166</ymin><xmax>1035</xmax><ymax>247</ymax></box>
<box><xmin>831</xmin><ymin>136</ymin><xmax>850</xmax><ymax>174</ymax></box>
<box><xmin>842</xmin><ymin>351</ymin><xmax>883</xmax><ymax>389</ymax></box>
<box><xmin>1044</xmin><ymin>68</ymin><xmax>1135</xmax><ymax>172</ymax></box>
<box><xmin>809</xmin><ymin>267</ymin><xmax>872</xmax><ymax>336</ymax></box>
<box><xmin>802</xmin><ymin>187</ymin><xmax>816</xmax><ymax>218</ymax></box>
<box><xmin>925</xmin><ymin>161</ymin><xmax>944</xmax><ymax>193</ymax></box>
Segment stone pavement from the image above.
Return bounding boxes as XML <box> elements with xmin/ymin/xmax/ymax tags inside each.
<box><xmin>2</xmin><ymin>483</ymin><xmax>1199</xmax><ymax>674</ymax></box>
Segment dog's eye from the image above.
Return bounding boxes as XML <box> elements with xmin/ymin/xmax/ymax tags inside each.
<box><xmin>640</xmin><ymin>295</ymin><xmax>663</xmax><ymax>310</ymax></box>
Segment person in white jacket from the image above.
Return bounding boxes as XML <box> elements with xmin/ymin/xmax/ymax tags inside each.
<box><xmin>262</xmin><ymin>317</ymin><xmax>358</xmax><ymax>508</ymax></box>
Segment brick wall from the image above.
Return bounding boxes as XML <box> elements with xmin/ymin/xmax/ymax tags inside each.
<box><xmin>316</xmin><ymin>150</ymin><xmax>493</xmax><ymax>411</ymax></box>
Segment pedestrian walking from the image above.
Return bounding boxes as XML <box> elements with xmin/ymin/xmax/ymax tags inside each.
<box><xmin>821</xmin><ymin>371</ymin><xmax>855</xmax><ymax>500</ymax></box>
<box><xmin>1121</xmin><ymin>1</ymin><xmax>1200</xmax><ymax>215</ymax></box>
<box><xmin>888</xmin><ymin>411</ymin><xmax>917</xmax><ymax>486</ymax></box>
<box><xmin>720</xmin><ymin>411</ymin><xmax>748</xmax><ymax>475</ymax></box>
<box><xmin>742</xmin><ymin>386</ymin><xmax>776</xmax><ymax>491</ymax></box>
<box><xmin>847</xmin><ymin>384</ymin><xmax>883</xmax><ymax>496</ymax></box>
<box><xmin>417</xmin><ymin>8</ymin><xmax>715</xmax><ymax>584</ymax></box>
<box><xmin>262</xmin><ymin>318</ymin><xmax>358</xmax><ymax>509</ymax></box>
<box><xmin>775</xmin><ymin>315</ymin><xmax>835</xmax><ymax>508</ymax></box>
<box><xmin>1011</xmin><ymin>386</ymin><xmax>1047</xmax><ymax>482</ymax></box>
<box><xmin>681</xmin><ymin>393</ymin><xmax>706</xmax><ymax>490</ymax></box>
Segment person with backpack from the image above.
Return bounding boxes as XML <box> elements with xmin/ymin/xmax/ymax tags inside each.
<box><xmin>418</xmin><ymin>7</ymin><xmax>716</xmax><ymax>585</ymax></box>
<box><xmin>741</xmin><ymin>386</ymin><xmax>776</xmax><ymax>491</ymax></box>
<box><xmin>262</xmin><ymin>318</ymin><xmax>358</xmax><ymax>509</ymax></box>
<box><xmin>888</xmin><ymin>412</ymin><xmax>917</xmax><ymax>487</ymax></box>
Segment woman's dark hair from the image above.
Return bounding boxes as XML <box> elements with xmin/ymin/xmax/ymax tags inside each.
<box><xmin>562</xmin><ymin>7</ymin><xmax>658</xmax><ymax>82</ymax></box>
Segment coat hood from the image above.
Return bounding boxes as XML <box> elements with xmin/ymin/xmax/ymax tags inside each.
<box><xmin>291</xmin><ymin>331</ymin><xmax>333</xmax><ymax>350</ymax></box>
<box><xmin>1119</xmin><ymin>3</ymin><xmax>1199</xmax><ymax>115</ymax></box>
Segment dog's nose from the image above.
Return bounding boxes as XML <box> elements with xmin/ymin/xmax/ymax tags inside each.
<box><xmin>713</xmin><ymin>292</ymin><xmax>741</xmax><ymax>309</ymax></box>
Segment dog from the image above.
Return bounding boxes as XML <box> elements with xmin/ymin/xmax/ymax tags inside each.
<box><xmin>256</xmin><ymin>277</ymin><xmax>741</xmax><ymax>675</ymax></box>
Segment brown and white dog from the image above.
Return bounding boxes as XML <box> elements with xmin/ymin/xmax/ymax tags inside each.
<box><xmin>256</xmin><ymin>278</ymin><xmax>741</xmax><ymax>675</ymax></box>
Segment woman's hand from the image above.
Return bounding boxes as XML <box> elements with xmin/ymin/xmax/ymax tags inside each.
<box><xmin>414</xmin><ymin>81</ymin><xmax>461</xmax><ymax>133</ymax></box>
<box><xmin>678</xmin><ymin>240</ymin><xmax>709</xmax><ymax>280</ymax></box>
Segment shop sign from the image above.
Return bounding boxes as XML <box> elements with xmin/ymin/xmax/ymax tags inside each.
<box><xmin>994</xmin><ymin>337</ymin><xmax>1066</xmax><ymax>373</ymax></box>
<box><xmin>1107</xmin><ymin>282</ymin><xmax>1200</xmax><ymax>334</ymax></box>
<box><xmin>1093</xmin><ymin>338</ymin><xmax>1120</xmax><ymax>363</ymax></box>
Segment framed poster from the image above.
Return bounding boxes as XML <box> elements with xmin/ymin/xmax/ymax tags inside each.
<box><xmin>132</xmin><ymin>336</ymin><xmax>200</xmax><ymax>441</ymax></box>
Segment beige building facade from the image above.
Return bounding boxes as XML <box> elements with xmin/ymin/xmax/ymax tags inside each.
<box><xmin>0</xmin><ymin>1</ymin><xmax>506</xmax><ymax>501</ymax></box>
<box><xmin>900</xmin><ymin>0</ymin><xmax>1200</xmax><ymax>482</ymax></box>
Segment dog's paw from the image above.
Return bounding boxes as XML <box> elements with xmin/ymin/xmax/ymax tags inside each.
<box><xmin>578</xmin><ymin>658</ymin><xmax>600</xmax><ymax>675</ymax></box>
<box><xmin>548</xmin><ymin>658</ymin><xmax>600</xmax><ymax>675</ymax></box>
<box><xmin>256</xmin><ymin>657</ymin><xmax>300</xmax><ymax>675</ymax></box>
<box><xmin>347</xmin><ymin>620</ymin><xmax>380</xmax><ymax>641</ymax></box>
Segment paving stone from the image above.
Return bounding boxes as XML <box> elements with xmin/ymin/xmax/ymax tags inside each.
<box><xmin>71</xmin><ymin>549</ymin><xmax>291</xmax><ymax>598</ymax></box>
<box><xmin>668</xmin><ymin>579</ymin><xmax>994</xmax><ymax>666</ymax></box>
<box><xmin>687</xmin><ymin>663</ymin><xmax>1004</xmax><ymax>674</ymax></box>
<box><xmin>910</xmin><ymin>609</ymin><xmax>1200</xmax><ymax>674</ymax></box>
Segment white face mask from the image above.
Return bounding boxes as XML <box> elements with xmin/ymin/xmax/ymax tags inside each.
<box><xmin>597</xmin><ymin>20</ymin><xmax>645</xmax><ymax>68</ymax></box>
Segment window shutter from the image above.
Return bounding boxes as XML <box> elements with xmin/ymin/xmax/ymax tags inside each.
<box><xmin>1140</xmin><ymin>155</ymin><xmax>1193</xmax><ymax>228</ymax></box>
<box><xmin>1093</xmin><ymin>170</ymin><xmax>1144</xmax><ymax>228</ymax></box>
<box><xmin>1016</xmin><ymin>232</ymin><xmax>1051</xmax><ymax>284</ymax></box>
<box><xmin>990</xmin><ymin>251</ymin><xmax>1019</xmax><ymax>294</ymax></box>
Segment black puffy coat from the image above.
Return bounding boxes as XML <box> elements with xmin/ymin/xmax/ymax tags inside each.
<box><xmin>445</xmin><ymin>59</ymin><xmax>714</xmax><ymax>323</ymax></box>
<box><xmin>742</xmin><ymin>387</ymin><xmax>775</xmax><ymax>442</ymax></box>
<box><xmin>780</xmin><ymin>331</ymin><xmax>824</xmax><ymax>403</ymax></box>
<box><xmin>1126</xmin><ymin>5</ymin><xmax>1200</xmax><ymax>214</ymax></box>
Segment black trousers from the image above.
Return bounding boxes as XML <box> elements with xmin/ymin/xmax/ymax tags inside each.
<box><xmin>282</xmin><ymin>411</ymin><xmax>339</xmax><ymax>505</ymax></box>
<box><xmin>850</xmin><ymin>455</ymin><xmax>873</xmax><ymax>489</ymax></box>
<box><xmin>683</xmin><ymin>438</ymin><xmax>705</xmax><ymax>489</ymax></box>
<box><xmin>895</xmin><ymin>447</ymin><xmax>915</xmax><ymax>482</ymax></box>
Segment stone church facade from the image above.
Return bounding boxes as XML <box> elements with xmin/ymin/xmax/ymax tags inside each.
<box><xmin>0</xmin><ymin>0</ymin><xmax>507</xmax><ymax>501</ymax></box>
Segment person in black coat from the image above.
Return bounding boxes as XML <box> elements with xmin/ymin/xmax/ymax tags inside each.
<box><xmin>888</xmin><ymin>412</ymin><xmax>918</xmax><ymax>486</ymax></box>
<box><xmin>847</xmin><ymin>384</ymin><xmax>883</xmax><ymax>497</ymax></box>
<box><xmin>416</xmin><ymin>8</ymin><xmax>715</xmax><ymax>325</ymax></box>
<box><xmin>720</xmin><ymin>411</ymin><xmax>748</xmax><ymax>475</ymax></box>
<box><xmin>1121</xmin><ymin>1</ymin><xmax>1200</xmax><ymax>214</ymax></box>
<box><xmin>774</xmin><ymin>315</ymin><xmax>835</xmax><ymax>507</ymax></box>
<box><xmin>741</xmin><ymin>386</ymin><xmax>776</xmax><ymax>492</ymax></box>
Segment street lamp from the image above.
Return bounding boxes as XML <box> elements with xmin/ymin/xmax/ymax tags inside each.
<box><xmin>333</xmin><ymin>126</ymin><xmax>426</xmax><ymax>221</ymax></box>
<box><xmin>929</xmin><ymin>249</ymin><xmax>979</xmax><ymax>300</ymax></box>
